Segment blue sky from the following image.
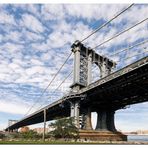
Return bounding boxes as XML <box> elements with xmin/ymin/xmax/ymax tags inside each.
<box><xmin>0</xmin><ymin>4</ymin><xmax>148</xmax><ymax>132</ymax></box>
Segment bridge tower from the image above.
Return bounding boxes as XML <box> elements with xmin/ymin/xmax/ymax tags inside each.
<box><xmin>70</xmin><ymin>40</ymin><xmax>126</xmax><ymax>141</ymax></box>
<box><xmin>8</xmin><ymin>120</ymin><xmax>18</xmax><ymax>132</ymax></box>
<box><xmin>70</xmin><ymin>40</ymin><xmax>116</xmax><ymax>89</ymax></box>
<box><xmin>70</xmin><ymin>40</ymin><xmax>116</xmax><ymax>129</ymax></box>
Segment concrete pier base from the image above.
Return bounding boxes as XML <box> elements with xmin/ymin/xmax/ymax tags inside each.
<box><xmin>79</xmin><ymin>130</ymin><xmax>127</xmax><ymax>141</ymax></box>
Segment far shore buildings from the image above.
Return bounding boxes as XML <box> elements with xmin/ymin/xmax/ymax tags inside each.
<box><xmin>19</xmin><ymin>126</ymin><xmax>29</xmax><ymax>133</ymax></box>
<box><xmin>136</xmin><ymin>130</ymin><xmax>148</xmax><ymax>135</ymax></box>
<box><xmin>33</xmin><ymin>128</ymin><xmax>49</xmax><ymax>134</ymax></box>
<box><xmin>33</xmin><ymin>127</ymin><xmax>54</xmax><ymax>134</ymax></box>
<box><xmin>19</xmin><ymin>126</ymin><xmax>54</xmax><ymax>134</ymax></box>
<box><xmin>124</xmin><ymin>130</ymin><xmax>148</xmax><ymax>135</ymax></box>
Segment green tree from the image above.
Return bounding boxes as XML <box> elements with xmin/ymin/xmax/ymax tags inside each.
<box><xmin>0</xmin><ymin>132</ymin><xmax>5</xmax><ymax>139</ymax></box>
<box><xmin>20</xmin><ymin>130</ymin><xmax>40</xmax><ymax>139</ymax></box>
<box><xmin>49</xmin><ymin>117</ymin><xmax>79</xmax><ymax>140</ymax></box>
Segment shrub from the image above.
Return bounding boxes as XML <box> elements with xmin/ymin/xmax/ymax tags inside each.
<box><xmin>49</xmin><ymin>117</ymin><xmax>79</xmax><ymax>140</ymax></box>
<box><xmin>19</xmin><ymin>130</ymin><xmax>41</xmax><ymax>139</ymax></box>
<box><xmin>0</xmin><ymin>132</ymin><xmax>5</xmax><ymax>139</ymax></box>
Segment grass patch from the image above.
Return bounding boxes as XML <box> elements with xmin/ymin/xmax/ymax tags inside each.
<box><xmin>1</xmin><ymin>140</ymin><xmax>147</xmax><ymax>144</ymax></box>
<box><xmin>0</xmin><ymin>140</ymin><xmax>113</xmax><ymax>144</ymax></box>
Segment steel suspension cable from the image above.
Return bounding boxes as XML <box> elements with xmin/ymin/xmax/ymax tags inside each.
<box><xmin>92</xmin><ymin>17</ymin><xmax>148</xmax><ymax>50</ymax></box>
<box><xmin>38</xmin><ymin>70</ymin><xmax>73</xmax><ymax>110</ymax></box>
<box><xmin>24</xmin><ymin>52</ymin><xmax>72</xmax><ymax>116</ymax></box>
<box><xmin>80</xmin><ymin>4</ymin><xmax>134</xmax><ymax>42</ymax></box>
<box><xmin>110</xmin><ymin>39</ymin><xmax>148</xmax><ymax>57</ymax></box>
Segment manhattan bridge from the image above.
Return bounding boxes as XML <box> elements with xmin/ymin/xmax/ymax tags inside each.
<box><xmin>6</xmin><ymin>4</ymin><xmax>148</xmax><ymax>141</ymax></box>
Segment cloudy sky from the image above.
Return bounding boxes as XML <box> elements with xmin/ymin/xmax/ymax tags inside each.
<box><xmin>0</xmin><ymin>4</ymin><xmax>148</xmax><ymax>132</ymax></box>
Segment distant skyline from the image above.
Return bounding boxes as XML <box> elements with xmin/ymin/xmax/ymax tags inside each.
<box><xmin>0</xmin><ymin>4</ymin><xmax>148</xmax><ymax>131</ymax></box>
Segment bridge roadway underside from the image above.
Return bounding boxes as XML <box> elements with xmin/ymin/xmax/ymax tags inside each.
<box><xmin>81</xmin><ymin>63</ymin><xmax>148</xmax><ymax>111</ymax></box>
<box><xmin>6</xmin><ymin>59</ymin><xmax>148</xmax><ymax>131</ymax></box>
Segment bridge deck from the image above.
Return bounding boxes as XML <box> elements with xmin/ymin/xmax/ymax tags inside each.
<box><xmin>5</xmin><ymin>56</ymin><xmax>148</xmax><ymax>131</ymax></box>
<box><xmin>80</xmin><ymin>56</ymin><xmax>148</xmax><ymax>93</ymax></box>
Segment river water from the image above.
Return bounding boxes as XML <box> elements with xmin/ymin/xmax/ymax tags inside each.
<box><xmin>128</xmin><ymin>135</ymin><xmax>148</xmax><ymax>142</ymax></box>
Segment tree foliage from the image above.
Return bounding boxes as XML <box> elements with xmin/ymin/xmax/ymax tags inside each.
<box><xmin>19</xmin><ymin>130</ymin><xmax>41</xmax><ymax>139</ymax></box>
<box><xmin>49</xmin><ymin>117</ymin><xmax>79</xmax><ymax>139</ymax></box>
<box><xmin>0</xmin><ymin>132</ymin><xmax>5</xmax><ymax>139</ymax></box>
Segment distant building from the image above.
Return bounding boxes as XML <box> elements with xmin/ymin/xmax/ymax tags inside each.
<box><xmin>33</xmin><ymin>126</ymin><xmax>54</xmax><ymax>134</ymax></box>
<box><xmin>136</xmin><ymin>130</ymin><xmax>148</xmax><ymax>135</ymax></box>
<box><xmin>20</xmin><ymin>126</ymin><xmax>29</xmax><ymax>133</ymax></box>
<box><xmin>124</xmin><ymin>130</ymin><xmax>148</xmax><ymax>135</ymax></box>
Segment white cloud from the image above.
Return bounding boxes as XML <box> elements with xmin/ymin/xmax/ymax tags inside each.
<box><xmin>31</xmin><ymin>42</ymin><xmax>49</xmax><ymax>51</ymax></box>
<box><xmin>46</xmin><ymin>21</ymin><xmax>93</xmax><ymax>49</ymax></box>
<box><xmin>21</xmin><ymin>28</ymin><xmax>44</xmax><ymax>42</ymax></box>
<box><xmin>40</xmin><ymin>4</ymin><xmax>128</xmax><ymax>23</ymax></box>
<box><xmin>26</xmin><ymin>4</ymin><xmax>40</xmax><ymax>17</ymax></box>
<box><xmin>0</xmin><ymin>122</ymin><xmax>8</xmax><ymax>131</ymax></box>
<box><xmin>0</xmin><ymin>100</ymin><xmax>28</xmax><ymax>115</ymax></box>
<box><xmin>41</xmin><ymin>4</ymin><xmax>65</xmax><ymax>21</ymax></box>
<box><xmin>0</xmin><ymin>42</ymin><xmax>23</xmax><ymax>55</ymax></box>
<box><xmin>116</xmin><ymin>5</ymin><xmax>148</xmax><ymax>24</ymax></box>
<box><xmin>0</xmin><ymin>11</ymin><xmax>16</xmax><ymax>25</ymax></box>
<box><xmin>65</xmin><ymin>4</ymin><xmax>127</xmax><ymax>22</ymax></box>
<box><xmin>20</xmin><ymin>13</ymin><xmax>45</xmax><ymax>33</ymax></box>
<box><xmin>0</xmin><ymin>89</ymin><xmax>33</xmax><ymax>115</ymax></box>
<box><xmin>30</xmin><ymin>59</ymin><xmax>44</xmax><ymax>66</ymax></box>
<box><xmin>12</xmin><ymin>4</ymin><xmax>40</xmax><ymax>16</ymax></box>
<box><xmin>3</xmin><ymin>31</ymin><xmax>22</xmax><ymax>42</ymax></box>
<box><xmin>25</xmin><ymin>66</ymin><xmax>46</xmax><ymax>75</ymax></box>
<box><xmin>0</xmin><ymin>4</ymin><xmax>147</xmax><ymax>89</ymax></box>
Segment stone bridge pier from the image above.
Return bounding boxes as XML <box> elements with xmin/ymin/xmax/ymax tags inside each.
<box><xmin>69</xmin><ymin>101</ymin><xmax>127</xmax><ymax>141</ymax></box>
<box><xmin>80</xmin><ymin>110</ymin><xmax>127</xmax><ymax>141</ymax></box>
<box><xmin>96</xmin><ymin>110</ymin><xmax>116</xmax><ymax>132</ymax></box>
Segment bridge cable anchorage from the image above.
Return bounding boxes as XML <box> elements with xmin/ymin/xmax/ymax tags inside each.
<box><xmin>38</xmin><ymin>70</ymin><xmax>73</xmax><ymax>110</ymax></box>
<box><xmin>92</xmin><ymin>17</ymin><xmax>148</xmax><ymax>50</ymax></box>
<box><xmin>110</xmin><ymin>39</ymin><xmax>148</xmax><ymax>57</ymax></box>
<box><xmin>24</xmin><ymin>52</ymin><xmax>72</xmax><ymax>116</ymax></box>
<box><xmin>80</xmin><ymin>3</ymin><xmax>134</xmax><ymax>43</ymax></box>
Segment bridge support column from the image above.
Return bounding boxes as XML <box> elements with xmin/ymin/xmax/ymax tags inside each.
<box><xmin>74</xmin><ymin>101</ymin><xmax>80</xmax><ymax>128</ymax></box>
<box><xmin>96</xmin><ymin>110</ymin><xmax>116</xmax><ymax>131</ymax></box>
<box><xmin>87</xmin><ymin>52</ymin><xmax>92</xmax><ymax>85</ymax></box>
<box><xmin>96</xmin><ymin>110</ymin><xmax>108</xmax><ymax>131</ymax></box>
<box><xmin>70</xmin><ymin>102</ymin><xmax>75</xmax><ymax>117</ymax></box>
<box><xmin>79</xmin><ymin>110</ymin><xmax>126</xmax><ymax>141</ymax></box>
<box><xmin>107</xmin><ymin>111</ymin><xmax>116</xmax><ymax>132</ymax></box>
<box><xmin>83</xmin><ymin>108</ymin><xmax>93</xmax><ymax>130</ymax></box>
<box><xmin>100</xmin><ymin>61</ymin><xmax>112</xmax><ymax>78</ymax></box>
<box><xmin>72</xmin><ymin>41</ymin><xmax>80</xmax><ymax>85</ymax></box>
<box><xmin>70</xmin><ymin>100</ymin><xmax>80</xmax><ymax>128</ymax></box>
<box><xmin>43</xmin><ymin>109</ymin><xmax>46</xmax><ymax>141</ymax></box>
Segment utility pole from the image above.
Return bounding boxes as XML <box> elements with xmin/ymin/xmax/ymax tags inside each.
<box><xmin>43</xmin><ymin>109</ymin><xmax>46</xmax><ymax>141</ymax></box>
